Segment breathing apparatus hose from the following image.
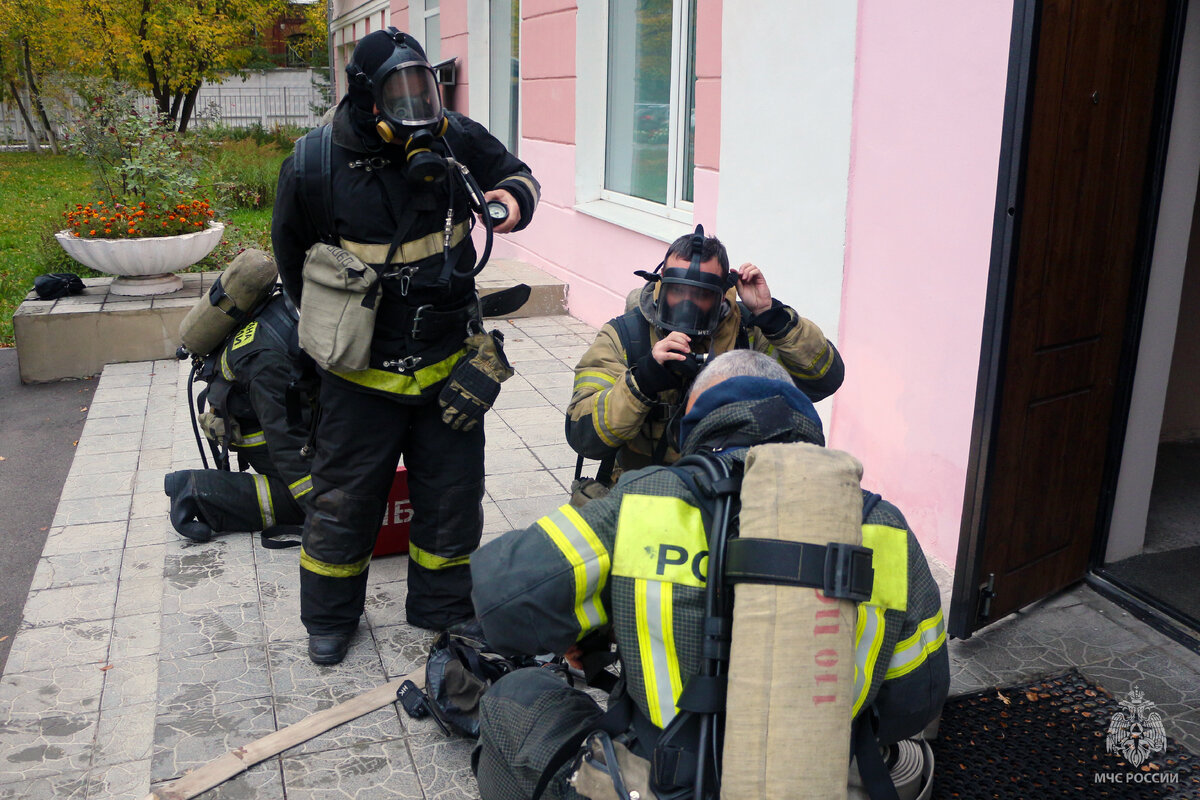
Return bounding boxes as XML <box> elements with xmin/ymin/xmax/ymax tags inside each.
<box><xmin>672</xmin><ymin>453</ymin><xmax>736</xmax><ymax>800</ymax></box>
<box><xmin>445</xmin><ymin>157</ymin><xmax>494</xmax><ymax>281</ymax></box>
<box><xmin>186</xmin><ymin>358</ymin><xmax>210</xmax><ymax>470</ymax></box>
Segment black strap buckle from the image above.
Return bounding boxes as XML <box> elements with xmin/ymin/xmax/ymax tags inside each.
<box><xmin>410</xmin><ymin>303</ymin><xmax>434</xmax><ymax>339</ymax></box>
<box><xmin>824</xmin><ymin>542</ymin><xmax>874</xmax><ymax>603</ymax></box>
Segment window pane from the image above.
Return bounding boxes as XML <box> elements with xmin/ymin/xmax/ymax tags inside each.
<box><xmin>425</xmin><ymin>12</ymin><xmax>441</xmax><ymax>65</ymax></box>
<box><xmin>682</xmin><ymin>0</ymin><xmax>696</xmax><ymax>203</ymax></box>
<box><xmin>605</xmin><ymin>0</ymin><xmax>672</xmax><ymax>204</ymax></box>
<box><xmin>489</xmin><ymin>0</ymin><xmax>520</xmax><ymax>152</ymax></box>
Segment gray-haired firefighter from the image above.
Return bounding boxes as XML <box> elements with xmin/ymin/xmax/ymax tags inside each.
<box><xmin>271</xmin><ymin>27</ymin><xmax>539</xmax><ymax>664</ymax></box>
<box><xmin>565</xmin><ymin>229</ymin><xmax>844</xmax><ymax>502</ymax></box>
<box><xmin>165</xmin><ymin>256</ymin><xmax>315</xmax><ymax>546</ymax></box>
<box><xmin>472</xmin><ymin>350</ymin><xmax>948</xmax><ymax>800</ymax></box>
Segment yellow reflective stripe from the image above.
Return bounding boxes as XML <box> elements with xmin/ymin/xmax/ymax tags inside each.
<box><xmin>300</xmin><ymin>547</ymin><xmax>371</xmax><ymax>578</ymax></box>
<box><xmin>635</xmin><ymin>578</ymin><xmax>679</xmax><ymax>728</ymax></box>
<box><xmin>332</xmin><ymin>349</ymin><xmax>465</xmax><ymax>396</ymax></box>
<box><xmin>785</xmin><ymin>341</ymin><xmax>834</xmax><ymax>380</ymax></box>
<box><xmin>661</xmin><ymin>580</ymin><xmax>682</xmax><ymax>706</ymax></box>
<box><xmin>339</xmin><ymin>222</ymin><xmax>469</xmax><ymax>264</ymax></box>
<box><xmin>537</xmin><ymin>507</ymin><xmax>608</xmax><ymax>635</ymax></box>
<box><xmin>558</xmin><ymin>505</ymin><xmax>611</xmax><ymax>627</ymax></box>
<box><xmin>240</xmin><ymin>430</ymin><xmax>267</xmax><ymax>448</ymax></box>
<box><xmin>408</xmin><ymin>542</ymin><xmax>471</xmax><ymax>570</ymax></box>
<box><xmin>253</xmin><ymin>474</ymin><xmax>276</xmax><ymax>529</ymax></box>
<box><xmin>851</xmin><ymin>604</ymin><xmax>886</xmax><ymax>718</ymax></box>
<box><xmin>289</xmin><ymin>474</ymin><xmax>313</xmax><ymax>499</ymax></box>
<box><xmin>574</xmin><ymin>370</ymin><xmax>616</xmax><ymax>393</ymax></box>
<box><xmin>219</xmin><ymin>350</ymin><xmax>235</xmax><ymax>381</ymax></box>
<box><xmin>861</xmin><ymin>525</ymin><xmax>908</xmax><ymax>612</ymax></box>
<box><xmin>591</xmin><ymin>387</ymin><xmax>621</xmax><ymax>448</ymax></box>
<box><xmin>885</xmin><ymin>609</ymin><xmax>947</xmax><ymax>680</ymax></box>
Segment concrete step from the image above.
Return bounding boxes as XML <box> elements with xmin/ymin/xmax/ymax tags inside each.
<box><xmin>12</xmin><ymin>259</ymin><xmax>568</xmax><ymax>383</ymax></box>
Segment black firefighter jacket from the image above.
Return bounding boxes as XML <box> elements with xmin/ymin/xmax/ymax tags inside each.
<box><xmin>271</xmin><ymin>100</ymin><xmax>540</xmax><ymax>403</ymax></box>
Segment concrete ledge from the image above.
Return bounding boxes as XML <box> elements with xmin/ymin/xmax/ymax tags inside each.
<box><xmin>13</xmin><ymin>261</ymin><xmax>568</xmax><ymax>383</ymax></box>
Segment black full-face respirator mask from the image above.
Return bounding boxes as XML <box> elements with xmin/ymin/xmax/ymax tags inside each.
<box><xmin>349</xmin><ymin>28</ymin><xmax>451</xmax><ymax>186</ymax></box>
<box><xmin>637</xmin><ymin>224</ymin><xmax>737</xmax><ymax>382</ymax></box>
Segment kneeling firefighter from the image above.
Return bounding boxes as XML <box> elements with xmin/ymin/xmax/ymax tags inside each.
<box><xmin>165</xmin><ymin>250</ymin><xmax>317</xmax><ymax>545</ymax></box>
<box><xmin>470</xmin><ymin>350</ymin><xmax>949</xmax><ymax>800</ymax></box>
<box><xmin>270</xmin><ymin>27</ymin><xmax>539</xmax><ymax>664</ymax></box>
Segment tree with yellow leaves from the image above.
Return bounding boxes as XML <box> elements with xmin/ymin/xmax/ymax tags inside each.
<box><xmin>77</xmin><ymin>0</ymin><xmax>293</xmax><ymax>132</ymax></box>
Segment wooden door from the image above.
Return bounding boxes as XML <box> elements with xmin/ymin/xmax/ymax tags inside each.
<box><xmin>951</xmin><ymin>0</ymin><xmax>1171</xmax><ymax>635</ymax></box>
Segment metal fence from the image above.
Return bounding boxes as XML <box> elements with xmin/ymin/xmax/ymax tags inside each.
<box><xmin>0</xmin><ymin>71</ymin><xmax>331</xmax><ymax>145</ymax></box>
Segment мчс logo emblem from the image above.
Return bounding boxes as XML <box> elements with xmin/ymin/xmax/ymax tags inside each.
<box><xmin>1105</xmin><ymin>687</ymin><xmax>1167</xmax><ymax>767</ymax></box>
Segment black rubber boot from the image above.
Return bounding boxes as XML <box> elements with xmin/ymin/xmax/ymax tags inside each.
<box><xmin>308</xmin><ymin>633</ymin><xmax>352</xmax><ymax>665</ymax></box>
<box><xmin>164</xmin><ymin>472</ymin><xmax>215</xmax><ymax>542</ymax></box>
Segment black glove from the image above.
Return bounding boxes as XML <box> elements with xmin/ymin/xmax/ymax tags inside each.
<box><xmin>438</xmin><ymin>330</ymin><xmax>514</xmax><ymax>432</ymax></box>
<box><xmin>633</xmin><ymin>352</ymin><xmax>683</xmax><ymax>397</ymax></box>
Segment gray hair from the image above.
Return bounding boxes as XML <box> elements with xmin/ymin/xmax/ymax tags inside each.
<box><xmin>689</xmin><ymin>349</ymin><xmax>792</xmax><ymax>400</ymax></box>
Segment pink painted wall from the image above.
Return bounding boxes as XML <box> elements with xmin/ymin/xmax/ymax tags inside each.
<box><xmin>832</xmin><ymin>1</ymin><xmax>1013</xmax><ymax>565</ymax></box>
<box><xmin>484</xmin><ymin>0</ymin><xmax>724</xmax><ymax>328</ymax></box>
<box><xmin>440</xmin><ymin>0</ymin><xmax>469</xmax><ymax>114</ymax></box>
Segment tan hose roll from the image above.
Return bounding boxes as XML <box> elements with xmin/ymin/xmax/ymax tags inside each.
<box><xmin>721</xmin><ymin>443</ymin><xmax>864</xmax><ymax>800</ymax></box>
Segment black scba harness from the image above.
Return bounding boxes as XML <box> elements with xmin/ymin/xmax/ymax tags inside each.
<box><xmin>542</xmin><ymin>452</ymin><xmax>900</xmax><ymax>800</ymax></box>
<box><xmin>293</xmin><ymin>120</ymin><xmax>497</xmax><ymax>296</ymax></box>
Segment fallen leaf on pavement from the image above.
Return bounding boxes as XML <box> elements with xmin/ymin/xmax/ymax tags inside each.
<box><xmin>99</xmin><ymin>664</ymin><xmax>114</xmax><ymax>671</ymax></box>
<box><xmin>80</xmin><ymin>406</ymin><xmax>88</xmax><ymax>412</ymax></box>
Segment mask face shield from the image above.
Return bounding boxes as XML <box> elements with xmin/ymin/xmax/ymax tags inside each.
<box><xmin>656</xmin><ymin>270</ymin><xmax>725</xmax><ymax>336</ymax></box>
<box><xmin>375</xmin><ymin>62</ymin><xmax>443</xmax><ymax>130</ymax></box>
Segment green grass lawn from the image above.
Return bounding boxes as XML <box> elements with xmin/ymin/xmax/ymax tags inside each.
<box><xmin>0</xmin><ymin>152</ymin><xmax>278</xmax><ymax>347</ymax></box>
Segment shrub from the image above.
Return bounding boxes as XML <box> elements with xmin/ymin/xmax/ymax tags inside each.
<box><xmin>203</xmin><ymin>139</ymin><xmax>290</xmax><ymax>210</ymax></box>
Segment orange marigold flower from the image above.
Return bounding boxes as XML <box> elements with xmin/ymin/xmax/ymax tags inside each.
<box><xmin>89</xmin><ymin>230</ymin><xmax>96</xmax><ymax>235</ymax></box>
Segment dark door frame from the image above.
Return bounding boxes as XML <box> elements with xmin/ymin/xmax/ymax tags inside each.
<box><xmin>949</xmin><ymin>0</ymin><xmax>1189</xmax><ymax>640</ymax></box>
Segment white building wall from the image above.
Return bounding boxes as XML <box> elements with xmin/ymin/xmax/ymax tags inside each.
<box><xmin>715</xmin><ymin>2</ymin><xmax>859</xmax><ymax>345</ymax></box>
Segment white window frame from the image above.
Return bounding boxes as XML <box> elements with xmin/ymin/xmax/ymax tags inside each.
<box><xmin>576</xmin><ymin>0</ymin><xmax>695</xmax><ymax>243</ymax></box>
<box><xmin>409</xmin><ymin>0</ymin><xmax>441</xmax><ymax>65</ymax></box>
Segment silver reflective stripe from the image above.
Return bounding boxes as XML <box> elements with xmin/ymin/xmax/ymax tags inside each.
<box><xmin>289</xmin><ymin>474</ymin><xmax>313</xmax><ymax>499</ymax></box>
<box><xmin>885</xmin><ymin>609</ymin><xmax>946</xmax><ymax>680</ymax></box>
<box><xmin>254</xmin><ymin>474</ymin><xmax>276</xmax><ymax>530</ymax></box>
<box><xmin>852</xmin><ymin>604</ymin><xmax>886</xmax><ymax>717</ymax></box>
<box><xmin>636</xmin><ymin>578</ymin><xmax>681</xmax><ymax>728</ymax></box>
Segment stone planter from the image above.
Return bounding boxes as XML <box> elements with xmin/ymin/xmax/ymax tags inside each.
<box><xmin>54</xmin><ymin>222</ymin><xmax>225</xmax><ymax>296</ymax></box>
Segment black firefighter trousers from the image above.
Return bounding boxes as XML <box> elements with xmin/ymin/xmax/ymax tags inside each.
<box><xmin>300</xmin><ymin>377</ymin><xmax>485</xmax><ymax>635</ymax></box>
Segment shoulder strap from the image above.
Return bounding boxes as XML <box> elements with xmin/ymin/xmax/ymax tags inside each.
<box><xmin>294</xmin><ymin>125</ymin><xmax>336</xmax><ymax>245</ymax></box>
<box><xmin>611</xmin><ymin>310</ymin><xmax>652</xmax><ymax>367</ymax></box>
<box><xmin>862</xmin><ymin>490</ymin><xmax>882</xmax><ymax>523</ymax></box>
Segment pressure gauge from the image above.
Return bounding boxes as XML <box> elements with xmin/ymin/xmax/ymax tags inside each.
<box><xmin>486</xmin><ymin>201</ymin><xmax>510</xmax><ymax>224</ymax></box>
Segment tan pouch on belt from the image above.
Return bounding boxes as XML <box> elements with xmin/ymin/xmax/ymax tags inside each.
<box><xmin>721</xmin><ymin>443</ymin><xmax>864</xmax><ymax>800</ymax></box>
<box><xmin>298</xmin><ymin>244</ymin><xmax>380</xmax><ymax>372</ymax></box>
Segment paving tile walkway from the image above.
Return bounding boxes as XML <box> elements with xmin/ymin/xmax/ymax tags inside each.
<box><xmin>2</xmin><ymin>313</ymin><xmax>1199</xmax><ymax>798</ymax></box>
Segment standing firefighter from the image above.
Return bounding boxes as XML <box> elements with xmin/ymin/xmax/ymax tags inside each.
<box><xmin>271</xmin><ymin>28</ymin><xmax>539</xmax><ymax>664</ymax></box>
<box><xmin>166</xmin><ymin>250</ymin><xmax>315</xmax><ymax>545</ymax></box>
<box><xmin>472</xmin><ymin>351</ymin><xmax>947</xmax><ymax>800</ymax></box>
<box><xmin>565</xmin><ymin>228</ymin><xmax>844</xmax><ymax>501</ymax></box>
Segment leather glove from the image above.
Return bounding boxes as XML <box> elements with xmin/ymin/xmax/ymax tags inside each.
<box><xmin>438</xmin><ymin>330</ymin><xmax>514</xmax><ymax>431</ymax></box>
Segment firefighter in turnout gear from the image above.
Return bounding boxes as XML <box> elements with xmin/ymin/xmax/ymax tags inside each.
<box><xmin>565</xmin><ymin>230</ymin><xmax>845</xmax><ymax>484</ymax></box>
<box><xmin>471</xmin><ymin>351</ymin><xmax>948</xmax><ymax>800</ymax></box>
<box><xmin>165</xmin><ymin>292</ymin><xmax>315</xmax><ymax>543</ymax></box>
<box><xmin>271</xmin><ymin>27</ymin><xmax>539</xmax><ymax>664</ymax></box>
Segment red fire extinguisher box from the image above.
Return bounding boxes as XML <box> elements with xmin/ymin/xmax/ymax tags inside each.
<box><xmin>376</xmin><ymin>466</ymin><xmax>412</xmax><ymax>557</ymax></box>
